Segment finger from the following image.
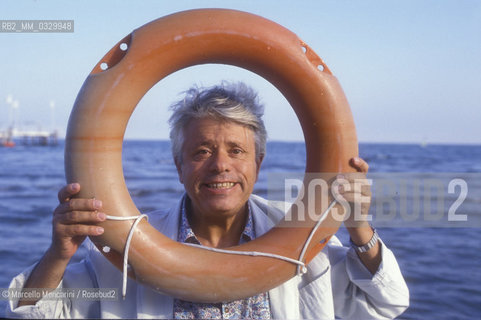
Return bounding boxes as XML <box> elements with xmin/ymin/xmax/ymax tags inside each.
<box><xmin>58</xmin><ymin>183</ymin><xmax>81</xmax><ymax>203</ymax></box>
<box><xmin>334</xmin><ymin>179</ymin><xmax>371</xmax><ymax>197</ymax></box>
<box><xmin>340</xmin><ymin>191</ymin><xmax>372</xmax><ymax>203</ymax></box>
<box><xmin>349</xmin><ymin>157</ymin><xmax>369</xmax><ymax>173</ymax></box>
<box><xmin>55</xmin><ymin>198</ymin><xmax>103</xmax><ymax>215</ymax></box>
<box><xmin>56</xmin><ymin>210</ymin><xmax>106</xmax><ymax>225</ymax></box>
<box><xmin>55</xmin><ymin>223</ymin><xmax>104</xmax><ymax>237</ymax></box>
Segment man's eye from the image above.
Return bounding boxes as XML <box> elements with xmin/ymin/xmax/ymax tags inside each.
<box><xmin>197</xmin><ymin>149</ymin><xmax>209</xmax><ymax>155</ymax></box>
<box><xmin>232</xmin><ymin>148</ymin><xmax>243</xmax><ymax>154</ymax></box>
<box><xmin>192</xmin><ymin>149</ymin><xmax>210</xmax><ymax>160</ymax></box>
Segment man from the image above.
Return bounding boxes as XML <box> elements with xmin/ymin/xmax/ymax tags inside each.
<box><xmin>7</xmin><ymin>82</ymin><xmax>409</xmax><ymax>319</ymax></box>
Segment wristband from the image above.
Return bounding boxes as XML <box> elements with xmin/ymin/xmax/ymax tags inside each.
<box><xmin>350</xmin><ymin>228</ymin><xmax>379</xmax><ymax>253</ymax></box>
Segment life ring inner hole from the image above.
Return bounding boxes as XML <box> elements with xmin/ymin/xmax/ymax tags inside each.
<box><xmin>122</xmin><ymin>63</ymin><xmax>305</xmax><ymax>210</ymax></box>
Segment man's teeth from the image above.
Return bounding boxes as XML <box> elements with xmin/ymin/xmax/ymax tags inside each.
<box><xmin>207</xmin><ymin>182</ymin><xmax>235</xmax><ymax>189</ymax></box>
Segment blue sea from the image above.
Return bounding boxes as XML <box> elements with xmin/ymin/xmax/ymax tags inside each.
<box><xmin>1</xmin><ymin>141</ymin><xmax>480</xmax><ymax>319</ymax></box>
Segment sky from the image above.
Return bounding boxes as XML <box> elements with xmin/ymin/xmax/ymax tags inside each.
<box><xmin>0</xmin><ymin>0</ymin><xmax>480</xmax><ymax>144</ymax></box>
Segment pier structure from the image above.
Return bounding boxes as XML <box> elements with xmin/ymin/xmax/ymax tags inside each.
<box><xmin>2</xmin><ymin>96</ymin><xmax>59</xmax><ymax>147</ymax></box>
<box><xmin>0</xmin><ymin>127</ymin><xmax>58</xmax><ymax>147</ymax></box>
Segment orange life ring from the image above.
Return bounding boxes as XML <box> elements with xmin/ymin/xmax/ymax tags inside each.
<box><xmin>65</xmin><ymin>8</ymin><xmax>358</xmax><ymax>302</ymax></box>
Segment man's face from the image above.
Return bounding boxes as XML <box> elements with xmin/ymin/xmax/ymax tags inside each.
<box><xmin>176</xmin><ymin>117</ymin><xmax>262</xmax><ymax>220</ymax></box>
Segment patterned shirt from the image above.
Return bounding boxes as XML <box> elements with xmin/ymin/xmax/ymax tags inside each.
<box><xmin>173</xmin><ymin>197</ymin><xmax>271</xmax><ymax>319</ymax></box>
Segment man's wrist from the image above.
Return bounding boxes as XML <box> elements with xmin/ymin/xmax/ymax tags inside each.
<box><xmin>350</xmin><ymin>227</ymin><xmax>379</xmax><ymax>253</ymax></box>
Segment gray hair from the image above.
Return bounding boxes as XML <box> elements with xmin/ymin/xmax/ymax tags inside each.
<box><xmin>168</xmin><ymin>82</ymin><xmax>267</xmax><ymax>163</ymax></box>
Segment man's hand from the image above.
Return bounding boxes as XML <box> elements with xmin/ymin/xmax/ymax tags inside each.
<box><xmin>334</xmin><ymin>157</ymin><xmax>372</xmax><ymax>227</ymax></box>
<box><xmin>49</xmin><ymin>183</ymin><xmax>106</xmax><ymax>261</ymax></box>
<box><xmin>18</xmin><ymin>183</ymin><xmax>105</xmax><ymax>307</ymax></box>
<box><xmin>335</xmin><ymin>157</ymin><xmax>381</xmax><ymax>274</ymax></box>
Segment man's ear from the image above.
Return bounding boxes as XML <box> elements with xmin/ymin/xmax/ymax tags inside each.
<box><xmin>255</xmin><ymin>154</ymin><xmax>264</xmax><ymax>180</ymax></box>
<box><xmin>175</xmin><ymin>158</ymin><xmax>184</xmax><ymax>184</ymax></box>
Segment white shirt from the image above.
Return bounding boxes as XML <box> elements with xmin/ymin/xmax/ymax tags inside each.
<box><xmin>6</xmin><ymin>195</ymin><xmax>409</xmax><ymax>319</ymax></box>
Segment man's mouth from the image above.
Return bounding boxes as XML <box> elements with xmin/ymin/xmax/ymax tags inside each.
<box><xmin>205</xmin><ymin>182</ymin><xmax>236</xmax><ymax>189</ymax></box>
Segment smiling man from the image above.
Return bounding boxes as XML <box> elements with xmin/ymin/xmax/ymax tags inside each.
<box><xmin>7</xmin><ymin>82</ymin><xmax>409</xmax><ymax>319</ymax></box>
<box><xmin>175</xmin><ymin>117</ymin><xmax>261</xmax><ymax>248</ymax></box>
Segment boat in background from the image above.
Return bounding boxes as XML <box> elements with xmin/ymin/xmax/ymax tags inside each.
<box><xmin>0</xmin><ymin>128</ymin><xmax>15</xmax><ymax>147</ymax></box>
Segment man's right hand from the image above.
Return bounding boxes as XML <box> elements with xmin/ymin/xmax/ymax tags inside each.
<box><xmin>17</xmin><ymin>183</ymin><xmax>106</xmax><ymax>307</ymax></box>
<box><xmin>49</xmin><ymin>183</ymin><xmax>106</xmax><ymax>261</ymax></box>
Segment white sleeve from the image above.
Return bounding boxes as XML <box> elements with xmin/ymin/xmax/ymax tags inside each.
<box><xmin>5</xmin><ymin>263</ymin><xmax>70</xmax><ymax>319</ymax></box>
<box><xmin>5</xmin><ymin>260</ymin><xmax>98</xmax><ymax>319</ymax></box>
<box><xmin>329</xmin><ymin>237</ymin><xmax>410</xmax><ymax>319</ymax></box>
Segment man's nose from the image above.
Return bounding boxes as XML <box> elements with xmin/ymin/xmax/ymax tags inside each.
<box><xmin>209</xmin><ymin>150</ymin><xmax>231</xmax><ymax>173</ymax></box>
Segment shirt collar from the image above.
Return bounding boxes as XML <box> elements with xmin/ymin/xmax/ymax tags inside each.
<box><xmin>177</xmin><ymin>195</ymin><xmax>255</xmax><ymax>244</ymax></box>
